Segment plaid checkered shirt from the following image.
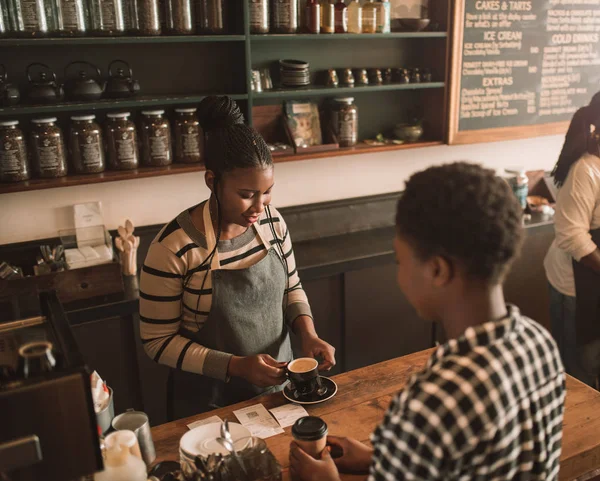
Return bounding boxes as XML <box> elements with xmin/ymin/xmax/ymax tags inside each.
<box><xmin>369</xmin><ymin>305</ymin><xmax>566</xmax><ymax>481</ymax></box>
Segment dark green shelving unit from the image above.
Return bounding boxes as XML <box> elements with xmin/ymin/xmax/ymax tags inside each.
<box><xmin>253</xmin><ymin>82</ymin><xmax>445</xmax><ymax>100</ymax></box>
<box><xmin>0</xmin><ymin>0</ymin><xmax>453</xmax><ymax>194</ymax></box>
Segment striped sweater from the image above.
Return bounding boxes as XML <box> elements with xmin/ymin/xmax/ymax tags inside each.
<box><xmin>139</xmin><ymin>202</ymin><xmax>312</xmax><ymax>382</ymax></box>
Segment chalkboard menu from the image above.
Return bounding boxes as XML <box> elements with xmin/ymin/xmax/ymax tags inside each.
<box><xmin>448</xmin><ymin>0</ymin><xmax>600</xmax><ymax>144</ymax></box>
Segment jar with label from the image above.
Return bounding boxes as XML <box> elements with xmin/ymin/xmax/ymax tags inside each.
<box><xmin>304</xmin><ymin>0</ymin><xmax>319</xmax><ymax>33</ymax></box>
<box><xmin>88</xmin><ymin>0</ymin><xmax>125</xmax><ymax>35</ymax></box>
<box><xmin>105</xmin><ymin>112</ymin><xmax>139</xmax><ymax>170</ymax></box>
<box><xmin>12</xmin><ymin>0</ymin><xmax>57</xmax><ymax>36</ymax></box>
<box><xmin>140</xmin><ymin>110</ymin><xmax>172</xmax><ymax>166</ymax></box>
<box><xmin>1</xmin><ymin>0</ymin><xmax>11</xmax><ymax>36</ymax></box>
<box><xmin>57</xmin><ymin>0</ymin><xmax>87</xmax><ymax>35</ymax></box>
<box><xmin>333</xmin><ymin>0</ymin><xmax>346</xmax><ymax>33</ymax></box>
<box><xmin>271</xmin><ymin>0</ymin><xmax>297</xmax><ymax>33</ymax></box>
<box><xmin>361</xmin><ymin>0</ymin><xmax>376</xmax><ymax>33</ymax></box>
<box><xmin>173</xmin><ymin>108</ymin><xmax>203</xmax><ymax>163</ymax></box>
<box><xmin>69</xmin><ymin>115</ymin><xmax>106</xmax><ymax>174</ymax></box>
<box><xmin>249</xmin><ymin>0</ymin><xmax>268</xmax><ymax>33</ymax></box>
<box><xmin>0</xmin><ymin>121</ymin><xmax>29</xmax><ymax>183</ymax></box>
<box><xmin>196</xmin><ymin>0</ymin><xmax>226</xmax><ymax>34</ymax></box>
<box><xmin>129</xmin><ymin>0</ymin><xmax>161</xmax><ymax>34</ymax></box>
<box><xmin>331</xmin><ymin>98</ymin><xmax>358</xmax><ymax>147</ymax></box>
<box><xmin>29</xmin><ymin>118</ymin><xmax>67</xmax><ymax>178</ymax></box>
<box><xmin>375</xmin><ymin>0</ymin><xmax>389</xmax><ymax>33</ymax></box>
<box><xmin>319</xmin><ymin>0</ymin><xmax>333</xmax><ymax>33</ymax></box>
<box><xmin>165</xmin><ymin>0</ymin><xmax>194</xmax><ymax>34</ymax></box>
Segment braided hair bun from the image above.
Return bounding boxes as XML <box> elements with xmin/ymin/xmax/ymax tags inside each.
<box><xmin>198</xmin><ymin>95</ymin><xmax>272</xmax><ymax>176</ymax></box>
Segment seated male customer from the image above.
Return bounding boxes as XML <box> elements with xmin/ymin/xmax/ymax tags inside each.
<box><xmin>290</xmin><ymin>162</ymin><xmax>566</xmax><ymax>480</ymax></box>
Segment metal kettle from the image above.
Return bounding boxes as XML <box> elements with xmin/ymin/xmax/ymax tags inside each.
<box><xmin>0</xmin><ymin>65</ymin><xmax>20</xmax><ymax>107</ymax></box>
<box><xmin>26</xmin><ymin>63</ymin><xmax>64</xmax><ymax>104</ymax></box>
<box><xmin>104</xmin><ymin>60</ymin><xmax>140</xmax><ymax>99</ymax></box>
<box><xmin>64</xmin><ymin>61</ymin><xmax>105</xmax><ymax>101</ymax></box>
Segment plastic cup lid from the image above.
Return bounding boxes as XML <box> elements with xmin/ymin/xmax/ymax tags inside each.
<box><xmin>175</xmin><ymin>108</ymin><xmax>197</xmax><ymax>113</ymax></box>
<box><xmin>142</xmin><ymin>110</ymin><xmax>165</xmax><ymax>115</ymax></box>
<box><xmin>71</xmin><ymin>115</ymin><xmax>96</xmax><ymax>121</ymax></box>
<box><xmin>32</xmin><ymin>117</ymin><xmax>57</xmax><ymax>123</ymax></box>
<box><xmin>0</xmin><ymin>120</ymin><xmax>19</xmax><ymax>126</ymax></box>
<box><xmin>107</xmin><ymin>112</ymin><xmax>131</xmax><ymax>118</ymax></box>
<box><xmin>292</xmin><ymin>416</ymin><xmax>328</xmax><ymax>441</ymax></box>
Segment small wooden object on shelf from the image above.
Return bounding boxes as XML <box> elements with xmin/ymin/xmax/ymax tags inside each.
<box><xmin>114</xmin><ymin>219</ymin><xmax>140</xmax><ymax>276</ymax></box>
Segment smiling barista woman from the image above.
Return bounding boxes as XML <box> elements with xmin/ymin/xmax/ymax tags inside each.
<box><xmin>139</xmin><ymin>96</ymin><xmax>335</xmax><ymax>419</ymax></box>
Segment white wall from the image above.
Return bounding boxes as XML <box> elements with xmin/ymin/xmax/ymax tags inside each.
<box><xmin>1</xmin><ymin>134</ymin><xmax>564</xmax><ymax>245</ymax></box>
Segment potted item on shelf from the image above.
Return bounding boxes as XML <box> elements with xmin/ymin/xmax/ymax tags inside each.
<box><xmin>25</xmin><ymin>63</ymin><xmax>64</xmax><ymax>104</ymax></box>
<box><xmin>104</xmin><ymin>60</ymin><xmax>140</xmax><ymax>99</ymax></box>
<box><xmin>394</xmin><ymin>18</ymin><xmax>430</xmax><ymax>31</ymax></box>
<box><xmin>64</xmin><ymin>61</ymin><xmax>105</xmax><ymax>101</ymax></box>
<box><xmin>0</xmin><ymin>65</ymin><xmax>20</xmax><ymax>107</ymax></box>
<box><xmin>393</xmin><ymin>121</ymin><xmax>424</xmax><ymax>143</ymax></box>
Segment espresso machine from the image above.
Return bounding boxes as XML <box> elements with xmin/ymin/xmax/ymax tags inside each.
<box><xmin>0</xmin><ymin>290</ymin><xmax>103</xmax><ymax>481</ymax></box>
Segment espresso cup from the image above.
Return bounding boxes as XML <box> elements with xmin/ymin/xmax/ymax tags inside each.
<box><xmin>287</xmin><ymin>357</ymin><xmax>323</xmax><ymax>397</ymax></box>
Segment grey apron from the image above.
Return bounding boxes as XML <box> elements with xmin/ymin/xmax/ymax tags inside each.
<box><xmin>573</xmin><ymin>227</ymin><xmax>600</xmax><ymax>385</ymax></box>
<box><xmin>169</xmin><ymin>202</ymin><xmax>293</xmax><ymax>420</ymax></box>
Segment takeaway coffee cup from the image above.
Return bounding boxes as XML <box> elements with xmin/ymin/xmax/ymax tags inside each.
<box><xmin>286</xmin><ymin>357</ymin><xmax>324</xmax><ymax>397</ymax></box>
<box><xmin>292</xmin><ymin>416</ymin><xmax>328</xmax><ymax>459</ymax></box>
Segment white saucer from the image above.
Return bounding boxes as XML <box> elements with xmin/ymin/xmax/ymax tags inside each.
<box><xmin>179</xmin><ymin>422</ymin><xmax>251</xmax><ymax>457</ymax></box>
<box><xmin>282</xmin><ymin>376</ymin><xmax>338</xmax><ymax>405</ymax></box>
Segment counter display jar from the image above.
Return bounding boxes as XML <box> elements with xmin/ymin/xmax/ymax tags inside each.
<box><xmin>173</xmin><ymin>108</ymin><xmax>202</xmax><ymax>163</ymax></box>
<box><xmin>88</xmin><ymin>0</ymin><xmax>125</xmax><ymax>35</ymax></box>
<box><xmin>271</xmin><ymin>0</ymin><xmax>297</xmax><ymax>33</ymax></box>
<box><xmin>0</xmin><ymin>121</ymin><xmax>29</xmax><ymax>183</ymax></box>
<box><xmin>165</xmin><ymin>0</ymin><xmax>194</xmax><ymax>33</ymax></box>
<box><xmin>105</xmin><ymin>112</ymin><xmax>139</xmax><ymax>170</ymax></box>
<box><xmin>128</xmin><ymin>0</ymin><xmax>161</xmax><ymax>34</ymax></box>
<box><xmin>69</xmin><ymin>115</ymin><xmax>106</xmax><ymax>174</ymax></box>
<box><xmin>12</xmin><ymin>0</ymin><xmax>58</xmax><ymax>36</ymax></box>
<box><xmin>140</xmin><ymin>110</ymin><xmax>172</xmax><ymax>166</ymax></box>
<box><xmin>29</xmin><ymin>118</ymin><xmax>67</xmax><ymax>179</ymax></box>
<box><xmin>331</xmin><ymin>97</ymin><xmax>358</xmax><ymax>147</ymax></box>
<box><xmin>249</xmin><ymin>0</ymin><xmax>269</xmax><ymax>33</ymax></box>
<box><xmin>57</xmin><ymin>0</ymin><xmax>87</xmax><ymax>35</ymax></box>
<box><xmin>195</xmin><ymin>0</ymin><xmax>227</xmax><ymax>33</ymax></box>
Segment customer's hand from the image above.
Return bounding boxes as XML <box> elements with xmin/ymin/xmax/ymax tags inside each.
<box><xmin>301</xmin><ymin>335</ymin><xmax>336</xmax><ymax>371</ymax></box>
<box><xmin>228</xmin><ymin>354</ymin><xmax>287</xmax><ymax>387</ymax></box>
<box><xmin>327</xmin><ymin>436</ymin><xmax>373</xmax><ymax>474</ymax></box>
<box><xmin>289</xmin><ymin>441</ymin><xmax>341</xmax><ymax>481</ymax></box>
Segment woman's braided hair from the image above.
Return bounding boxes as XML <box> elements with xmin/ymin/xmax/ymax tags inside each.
<box><xmin>198</xmin><ymin>95</ymin><xmax>272</xmax><ymax>176</ymax></box>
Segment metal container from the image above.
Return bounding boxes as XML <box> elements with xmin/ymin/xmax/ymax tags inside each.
<box><xmin>112</xmin><ymin>409</ymin><xmax>156</xmax><ymax>466</ymax></box>
<box><xmin>96</xmin><ymin>386</ymin><xmax>115</xmax><ymax>434</ymax></box>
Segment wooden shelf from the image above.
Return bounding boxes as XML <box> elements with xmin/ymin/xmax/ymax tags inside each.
<box><xmin>0</xmin><ymin>94</ymin><xmax>248</xmax><ymax>116</ymax></box>
<box><xmin>0</xmin><ymin>35</ymin><xmax>246</xmax><ymax>46</ymax></box>
<box><xmin>251</xmin><ymin>32</ymin><xmax>447</xmax><ymax>41</ymax></box>
<box><xmin>254</xmin><ymin>82</ymin><xmax>445</xmax><ymax>99</ymax></box>
<box><xmin>0</xmin><ymin>140</ymin><xmax>442</xmax><ymax>195</ymax></box>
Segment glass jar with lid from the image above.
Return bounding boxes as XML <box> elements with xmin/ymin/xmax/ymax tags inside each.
<box><xmin>128</xmin><ymin>0</ymin><xmax>161</xmax><ymax>35</ymax></box>
<box><xmin>271</xmin><ymin>0</ymin><xmax>297</xmax><ymax>34</ymax></box>
<box><xmin>165</xmin><ymin>0</ymin><xmax>194</xmax><ymax>34</ymax></box>
<box><xmin>140</xmin><ymin>110</ymin><xmax>172</xmax><ymax>166</ymax></box>
<box><xmin>173</xmin><ymin>108</ymin><xmax>203</xmax><ymax>163</ymax></box>
<box><xmin>331</xmin><ymin>97</ymin><xmax>358</xmax><ymax>147</ymax></box>
<box><xmin>0</xmin><ymin>121</ymin><xmax>29</xmax><ymax>183</ymax></box>
<box><xmin>249</xmin><ymin>0</ymin><xmax>269</xmax><ymax>34</ymax></box>
<box><xmin>196</xmin><ymin>0</ymin><xmax>227</xmax><ymax>34</ymax></box>
<box><xmin>29</xmin><ymin>118</ymin><xmax>67</xmax><ymax>178</ymax></box>
<box><xmin>88</xmin><ymin>0</ymin><xmax>125</xmax><ymax>35</ymax></box>
<box><xmin>69</xmin><ymin>115</ymin><xmax>106</xmax><ymax>174</ymax></box>
<box><xmin>105</xmin><ymin>112</ymin><xmax>139</xmax><ymax>170</ymax></box>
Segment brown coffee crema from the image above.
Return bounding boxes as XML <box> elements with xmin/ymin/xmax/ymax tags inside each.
<box><xmin>289</xmin><ymin>358</ymin><xmax>318</xmax><ymax>373</ymax></box>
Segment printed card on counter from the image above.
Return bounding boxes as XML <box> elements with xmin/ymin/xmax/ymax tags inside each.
<box><xmin>269</xmin><ymin>404</ymin><xmax>309</xmax><ymax>428</ymax></box>
<box><xmin>187</xmin><ymin>415</ymin><xmax>223</xmax><ymax>430</ymax></box>
<box><xmin>233</xmin><ymin>404</ymin><xmax>284</xmax><ymax>439</ymax></box>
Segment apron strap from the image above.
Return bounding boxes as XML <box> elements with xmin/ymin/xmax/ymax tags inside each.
<box><xmin>203</xmin><ymin>201</ymin><xmax>221</xmax><ymax>270</ymax></box>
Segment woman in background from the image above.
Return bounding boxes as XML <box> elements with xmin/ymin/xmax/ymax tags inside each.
<box><xmin>544</xmin><ymin>91</ymin><xmax>600</xmax><ymax>387</ymax></box>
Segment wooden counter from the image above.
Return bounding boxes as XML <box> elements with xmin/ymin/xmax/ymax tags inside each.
<box><xmin>152</xmin><ymin>349</ymin><xmax>600</xmax><ymax>481</ymax></box>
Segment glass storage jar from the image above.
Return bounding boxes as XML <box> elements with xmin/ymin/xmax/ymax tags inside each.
<box><xmin>128</xmin><ymin>0</ymin><xmax>161</xmax><ymax>34</ymax></box>
<box><xmin>88</xmin><ymin>0</ymin><xmax>125</xmax><ymax>35</ymax></box>
<box><xmin>0</xmin><ymin>121</ymin><xmax>29</xmax><ymax>183</ymax></box>
<box><xmin>331</xmin><ymin>98</ymin><xmax>358</xmax><ymax>147</ymax></box>
<box><xmin>271</xmin><ymin>0</ymin><xmax>297</xmax><ymax>33</ymax></box>
<box><xmin>57</xmin><ymin>0</ymin><xmax>87</xmax><ymax>35</ymax></box>
<box><xmin>140</xmin><ymin>110</ymin><xmax>172</xmax><ymax>166</ymax></box>
<box><xmin>69</xmin><ymin>115</ymin><xmax>106</xmax><ymax>174</ymax></box>
<box><xmin>29</xmin><ymin>118</ymin><xmax>67</xmax><ymax>178</ymax></box>
<box><xmin>105</xmin><ymin>112</ymin><xmax>139</xmax><ymax>170</ymax></box>
<box><xmin>319</xmin><ymin>0</ymin><xmax>333</xmax><ymax>33</ymax></box>
<box><xmin>12</xmin><ymin>0</ymin><xmax>60</xmax><ymax>36</ymax></box>
<box><xmin>195</xmin><ymin>0</ymin><xmax>226</xmax><ymax>33</ymax></box>
<box><xmin>249</xmin><ymin>0</ymin><xmax>268</xmax><ymax>33</ymax></box>
<box><xmin>173</xmin><ymin>108</ymin><xmax>202</xmax><ymax>163</ymax></box>
<box><xmin>0</xmin><ymin>0</ymin><xmax>10</xmax><ymax>37</ymax></box>
<box><xmin>165</xmin><ymin>0</ymin><xmax>194</xmax><ymax>34</ymax></box>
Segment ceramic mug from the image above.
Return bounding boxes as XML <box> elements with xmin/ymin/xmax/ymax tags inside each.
<box><xmin>286</xmin><ymin>358</ymin><xmax>324</xmax><ymax>397</ymax></box>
